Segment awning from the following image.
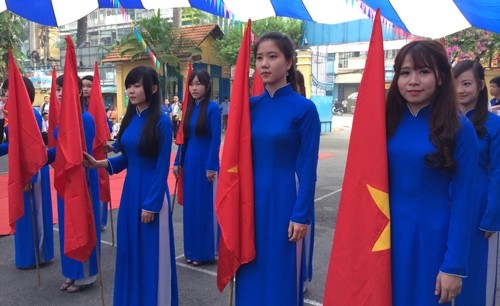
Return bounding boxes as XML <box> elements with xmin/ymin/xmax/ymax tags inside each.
<box><xmin>1</xmin><ymin>0</ymin><xmax>500</xmax><ymax>38</ymax></box>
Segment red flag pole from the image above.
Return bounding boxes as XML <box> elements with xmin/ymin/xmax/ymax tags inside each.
<box><xmin>88</xmin><ymin>61</ymin><xmax>115</xmax><ymax>246</ymax></box>
<box><xmin>60</xmin><ymin>37</ymin><xmax>105</xmax><ymax>306</ymax></box>
<box><xmin>215</xmin><ymin>19</ymin><xmax>255</xmax><ymax>294</ymax></box>
<box><xmin>48</xmin><ymin>67</ymin><xmax>59</xmax><ymax>148</ymax></box>
<box><xmin>171</xmin><ymin>62</ymin><xmax>193</xmax><ymax>214</ymax></box>
<box><xmin>323</xmin><ymin>9</ymin><xmax>391</xmax><ymax>305</ymax></box>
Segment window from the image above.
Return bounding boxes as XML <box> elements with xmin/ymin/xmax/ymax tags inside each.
<box><xmin>385</xmin><ymin>49</ymin><xmax>398</xmax><ymax>59</ymax></box>
<box><xmin>339</xmin><ymin>52</ymin><xmax>349</xmax><ymax>68</ymax></box>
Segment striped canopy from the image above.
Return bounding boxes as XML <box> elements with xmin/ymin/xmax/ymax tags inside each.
<box><xmin>2</xmin><ymin>0</ymin><xmax>500</xmax><ymax>38</ymax></box>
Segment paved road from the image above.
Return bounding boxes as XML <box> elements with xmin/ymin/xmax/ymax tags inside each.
<box><xmin>0</xmin><ymin>115</ymin><xmax>369</xmax><ymax>305</ymax></box>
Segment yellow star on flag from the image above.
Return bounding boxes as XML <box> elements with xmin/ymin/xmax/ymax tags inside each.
<box><xmin>367</xmin><ymin>184</ymin><xmax>390</xmax><ymax>252</ymax></box>
<box><xmin>228</xmin><ymin>165</ymin><xmax>238</xmax><ymax>173</ymax></box>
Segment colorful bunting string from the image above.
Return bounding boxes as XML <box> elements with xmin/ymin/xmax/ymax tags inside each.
<box><xmin>111</xmin><ymin>0</ymin><xmax>161</xmax><ymax>70</ymax></box>
<box><xmin>355</xmin><ymin>0</ymin><xmax>413</xmax><ymax>39</ymax></box>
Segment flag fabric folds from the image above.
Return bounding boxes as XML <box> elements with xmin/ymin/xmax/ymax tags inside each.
<box><xmin>174</xmin><ymin>62</ymin><xmax>192</xmax><ymax>205</ymax></box>
<box><xmin>175</xmin><ymin>62</ymin><xmax>191</xmax><ymax>146</ymax></box>
<box><xmin>323</xmin><ymin>9</ymin><xmax>392</xmax><ymax>306</ymax></box>
<box><xmin>53</xmin><ymin>36</ymin><xmax>96</xmax><ymax>262</ymax></box>
<box><xmin>87</xmin><ymin>61</ymin><xmax>111</xmax><ymax>203</ymax></box>
<box><xmin>48</xmin><ymin>67</ymin><xmax>60</xmax><ymax>148</ymax></box>
<box><xmin>215</xmin><ymin>19</ymin><xmax>255</xmax><ymax>292</ymax></box>
<box><xmin>6</xmin><ymin>49</ymin><xmax>48</xmax><ymax>231</ymax></box>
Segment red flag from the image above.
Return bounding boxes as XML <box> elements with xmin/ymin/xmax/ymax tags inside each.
<box><xmin>53</xmin><ymin>36</ymin><xmax>96</xmax><ymax>262</ymax></box>
<box><xmin>87</xmin><ymin>62</ymin><xmax>111</xmax><ymax>203</ymax></box>
<box><xmin>215</xmin><ymin>19</ymin><xmax>255</xmax><ymax>292</ymax></box>
<box><xmin>48</xmin><ymin>67</ymin><xmax>60</xmax><ymax>148</ymax></box>
<box><xmin>175</xmin><ymin>62</ymin><xmax>192</xmax><ymax>146</ymax></box>
<box><xmin>251</xmin><ymin>70</ymin><xmax>264</xmax><ymax>96</ymax></box>
<box><xmin>6</xmin><ymin>49</ymin><xmax>48</xmax><ymax>230</ymax></box>
<box><xmin>323</xmin><ymin>9</ymin><xmax>392</xmax><ymax>305</ymax></box>
<box><xmin>174</xmin><ymin>62</ymin><xmax>192</xmax><ymax>205</ymax></box>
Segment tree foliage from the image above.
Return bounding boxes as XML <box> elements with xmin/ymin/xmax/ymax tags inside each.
<box><xmin>213</xmin><ymin>17</ymin><xmax>303</xmax><ymax>66</ymax></box>
<box><xmin>182</xmin><ymin>7</ymin><xmax>216</xmax><ymax>25</ymax></box>
<box><xmin>117</xmin><ymin>10</ymin><xmax>180</xmax><ymax>65</ymax></box>
<box><xmin>444</xmin><ymin>28</ymin><xmax>500</xmax><ymax>67</ymax></box>
<box><xmin>0</xmin><ymin>11</ymin><xmax>26</xmax><ymax>82</ymax></box>
<box><xmin>114</xmin><ymin>10</ymin><xmax>198</xmax><ymax>69</ymax></box>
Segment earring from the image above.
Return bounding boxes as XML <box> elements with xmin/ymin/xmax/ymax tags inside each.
<box><xmin>286</xmin><ymin>71</ymin><xmax>289</xmax><ymax>77</ymax></box>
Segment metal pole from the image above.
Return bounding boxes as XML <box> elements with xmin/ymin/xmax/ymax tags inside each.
<box><xmin>108</xmin><ymin>199</ymin><xmax>115</xmax><ymax>246</ymax></box>
<box><xmin>228</xmin><ymin>278</ymin><xmax>235</xmax><ymax>306</ymax></box>
<box><xmin>28</xmin><ymin>187</ymin><xmax>41</xmax><ymax>285</ymax></box>
<box><xmin>86</xmin><ymin>171</ymin><xmax>105</xmax><ymax>306</ymax></box>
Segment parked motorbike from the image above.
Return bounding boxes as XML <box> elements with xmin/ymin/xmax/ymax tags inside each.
<box><xmin>332</xmin><ymin>101</ymin><xmax>344</xmax><ymax>116</ymax></box>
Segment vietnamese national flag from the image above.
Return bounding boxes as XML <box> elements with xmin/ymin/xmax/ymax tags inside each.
<box><xmin>87</xmin><ymin>61</ymin><xmax>111</xmax><ymax>203</ymax></box>
<box><xmin>174</xmin><ymin>62</ymin><xmax>192</xmax><ymax>205</ymax></box>
<box><xmin>53</xmin><ymin>36</ymin><xmax>96</xmax><ymax>262</ymax></box>
<box><xmin>251</xmin><ymin>69</ymin><xmax>264</xmax><ymax>96</ymax></box>
<box><xmin>323</xmin><ymin>9</ymin><xmax>392</xmax><ymax>306</ymax></box>
<box><xmin>215</xmin><ymin>19</ymin><xmax>255</xmax><ymax>292</ymax></box>
<box><xmin>6</xmin><ymin>49</ymin><xmax>48</xmax><ymax>230</ymax></box>
<box><xmin>48</xmin><ymin>67</ymin><xmax>60</xmax><ymax>148</ymax></box>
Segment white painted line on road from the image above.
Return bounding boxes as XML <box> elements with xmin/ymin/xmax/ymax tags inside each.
<box><xmin>305</xmin><ymin>298</ymin><xmax>323</xmax><ymax>306</ymax></box>
<box><xmin>177</xmin><ymin>261</ymin><xmax>217</xmax><ymax>276</ymax></box>
<box><xmin>175</xmin><ymin>254</ymin><xmax>324</xmax><ymax>305</ymax></box>
<box><xmin>51</xmin><ymin>199</ymin><xmax>332</xmax><ymax>306</ymax></box>
<box><xmin>314</xmin><ymin>189</ymin><xmax>342</xmax><ymax>202</ymax></box>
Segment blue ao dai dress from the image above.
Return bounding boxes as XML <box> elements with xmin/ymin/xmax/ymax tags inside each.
<box><xmin>175</xmin><ymin>100</ymin><xmax>221</xmax><ymax>262</ymax></box>
<box><xmin>455</xmin><ymin>111</ymin><xmax>500</xmax><ymax>306</ymax></box>
<box><xmin>0</xmin><ymin>108</ymin><xmax>54</xmax><ymax>268</ymax></box>
<box><xmin>235</xmin><ymin>84</ymin><xmax>321</xmax><ymax>306</ymax></box>
<box><xmin>107</xmin><ymin>108</ymin><xmax>178</xmax><ymax>306</ymax></box>
<box><xmin>388</xmin><ymin>105</ymin><xmax>478</xmax><ymax>306</ymax></box>
<box><xmin>48</xmin><ymin>111</ymin><xmax>101</xmax><ymax>283</ymax></box>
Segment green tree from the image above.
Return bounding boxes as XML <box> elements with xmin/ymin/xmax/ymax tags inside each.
<box><xmin>0</xmin><ymin>11</ymin><xmax>26</xmax><ymax>82</ymax></box>
<box><xmin>444</xmin><ymin>28</ymin><xmax>500</xmax><ymax>68</ymax></box>
<box><xmin>212</xmin><ymin>26</ymin><xmax>243</xmax><ymax>66</ymax></box>
<box><xmin>112</xmin><ymin>10</ymin><xmax>199</xmax><ymax>97</ymax></box>
<box><xmin>213</xmin><ymin>17</ymin><xmax>303</xmax><ymax>66</ymax></box>
<box><xmin>182</xmin><ymin>7</ymin><xmax>216</xmax><ymax>25</ymax></box>
<box><xmin>117</xmin><ymin>10</ymin><xmax>197</xmax><ymax>67</ymax></box>
<box><xmin>253</xmin><ymin>18</ymin><xmax>303</xmax><ymax>46</ymax></box>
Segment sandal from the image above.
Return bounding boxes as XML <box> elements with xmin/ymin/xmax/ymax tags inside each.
<box><xmin>59</xmin><ymin>279</ymin><xmax>75</xmax><ymax>291</ymax></box>
<box><xmin>192</xmin><ymin>261</ymin><xmax>203</xmax><ymax>266</ymax></box>
<box><xmin>66</xmin><ymin>282</ymin><xmax>93</xmax><ymax>293</ymax></box>
<box><xmin>185</xmin><ymin>258</ymin><xmax>193</xmax><ymax>264</ymax></box>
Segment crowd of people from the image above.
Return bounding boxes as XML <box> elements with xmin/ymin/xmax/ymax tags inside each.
<box><xmin>4</xmin><ymin>31</ymin><xmax>500</xmax><ymax>306</ymax></box>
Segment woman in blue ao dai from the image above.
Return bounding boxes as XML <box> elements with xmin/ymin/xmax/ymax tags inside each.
<box><xmin>452</xmin><ymin>60</ymin><xmax>500</xmax><ymax>306</ymax></box>
<box><xmin>83</xmin><ymin>66</ymin><xmax>178</xmax><ymax>305</ymax></box>
<box><xmin>48</xmin><ymin>75</ymin><xmax>101</xmax><ymax>293</ymax></box>
<box><xmin>173</xmin><ymin>70</ymin><xmax>221</xmax><ymax>266</ymax></box>
<box><xmin>387</xmin><ymin>40</ymin><xmax>478</xmax><ymax>306</ymax></box>
<box><xmin>0</xmin><ymin>77</ymin><xmax>54</xmax><ymax>269</ymax></box>
<box><xmin>235</xmin><ymin>32</ymin><xmax>320</xmax><ymax>306</ymax></box>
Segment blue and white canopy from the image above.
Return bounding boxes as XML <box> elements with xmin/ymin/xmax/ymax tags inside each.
<box><xmin>2</xmin><ymin>0</ymin><xmax>500</xmax><ymax>38</ymax></box>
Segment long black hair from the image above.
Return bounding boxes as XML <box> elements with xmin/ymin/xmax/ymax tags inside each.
<box><xmin>56</xmin><ymin>74</ymin><xmax>85</xmax><ymax>112</ymax></box>
<box><xmin>452</xmin><ymin>60</ymin><xmax>488</xmax><ymax>138</ymax></box>
<box><xmin>182</xmin><ymin>70</ymin><xmax>212</xmax><ymax>139</ymax></box>
<box><xmin>253</xmin><ymin>31</ymin><xmax>297</xmax><ymax>92</ymax></box>
<box><xmin>386</xmin><ymin>40</ymin><xmax>460</xmax><ymax>171</ymax></box>
<box><xmin>117</xmin><ymin>66</ymin><xmax>162</xmax><ymax>157</ymax></box>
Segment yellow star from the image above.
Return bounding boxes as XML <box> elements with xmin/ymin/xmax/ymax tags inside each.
<box><xmin>228</xmin><ymin>165</ymin><xmax>238</xmax><ymax>173</ymax></box>
<box><xmin>367</xmin><ymin>184</ymin><xmax>390</xmax><ymax>252</ymax></box>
